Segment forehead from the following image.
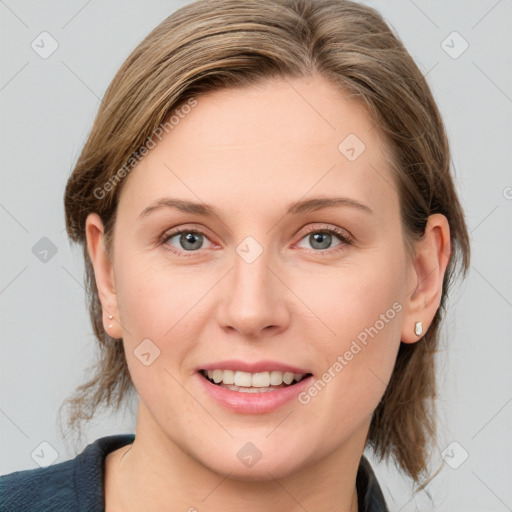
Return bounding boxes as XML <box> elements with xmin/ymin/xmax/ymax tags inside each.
<box><xmin>118</xmin><ymin>74</ymin><xmax>398</xmax><ymax>219</ymax></box>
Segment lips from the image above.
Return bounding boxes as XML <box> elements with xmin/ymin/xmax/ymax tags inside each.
<box><xmin>196</xmin><ymin>368</ymin><xmax>314</xmax><ymax>414</ymax></box>
<box><xmin>197</xmin><ymin>360</ymin><xmax>313</xmax><ymax>396</ymax></box>
<box><xmin>202</xmin><ymin>369</ymin><xmax>308</xmax><ymax>391</ymax></box>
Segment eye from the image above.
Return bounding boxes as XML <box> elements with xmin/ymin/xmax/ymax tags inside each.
<box><xmin>295</xmin><ymin>225</ymin><xmax>352</xmax><ymax>253</ymax></box>
<box><xmin>161</xmin><ymin>228</ymin><xmax>215</xmax><ymax>255</ymax></box>
<box><xmin>160</xmin><ymin>224</ymin><xmax>352</xmax><ymax>257</ymax></box>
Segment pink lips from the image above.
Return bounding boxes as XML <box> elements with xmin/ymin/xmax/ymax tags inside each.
<box><xmin>195</xmin><ymin>359</ymin><xmax>313</xmax><ymax>414</ymax></box>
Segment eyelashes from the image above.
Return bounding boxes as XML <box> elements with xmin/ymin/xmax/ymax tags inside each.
<box><xmin>297</xmin><ymin>225</ymin><xmax>353</xmax><ymax>251</ymax></box>
<box><xmin>160</xmin><ymin>224</ymin><xmax>353</xmax><ymax>257</ymax></box>
<box><xmin>162</xmin><ymin>228</ymin><xmax>214</xmax><ymax>255</ymax></box>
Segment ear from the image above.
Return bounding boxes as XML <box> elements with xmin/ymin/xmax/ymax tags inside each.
<box><xmin>401</xmin><ymin>213</ymin><xmax>451</xmax><ymax>344</ymax></box>
<box><xmin>85</xmin><ymin>213</ymin><xmax>122</xmax><ymax>339</ymax></box>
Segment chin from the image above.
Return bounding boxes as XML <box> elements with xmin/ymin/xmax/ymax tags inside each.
<box><xmin>203</xmin><ymin>455</ymin><xmax>307</xmax><ymax>482</ymax></box>
<box><xmin>188</xmin><ymin>434</ymin><xmax>316</xmax><ymax>482</ymax></box>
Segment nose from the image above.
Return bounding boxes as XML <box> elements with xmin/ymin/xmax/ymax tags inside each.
<box><xmin>216</xmin><ymin>243</ymin><xmax>290</xmax><ymax>339</ymax></box>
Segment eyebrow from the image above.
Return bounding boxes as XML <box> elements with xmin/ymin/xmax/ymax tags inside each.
<box><xmin>138</xmin><ymin>196</ymin><xmax>374</xmax><ymax>220</ymax></box>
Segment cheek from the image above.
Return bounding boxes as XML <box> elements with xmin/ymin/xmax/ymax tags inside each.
<box><xmin>113</xmin><ymin>251</ymin><xmax>226</xmax><ymax>392</ymax></box>
<box><xmin>115</xmin><ymin>249</ymin><xmax>206</xmax><ymax>336</ymax></box>
<box><xmin>298</xmin><ymin>252</ymin><xmax>405</xmax><ymax>350</ymax></box>
<box><xmin>296</xmin><ymin>251</ymin><xmax>406</xmax><ymax>408</ymax></box>
<box><xmin>114</xmin><ymin>258</ymin><xmax>209</xmax><ymax>419</ymax></box>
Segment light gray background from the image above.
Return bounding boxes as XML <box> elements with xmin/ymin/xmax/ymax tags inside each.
<box><xmin>1</xmin><ymin>1</ymin><xmax>511</xmax><ymax>510</ymax></box>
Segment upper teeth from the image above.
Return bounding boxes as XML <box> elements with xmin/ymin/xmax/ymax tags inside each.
<box><xmin>204</xmin><ymin>369</ymin><xmax>305</xmax><ymax>387</ymax></box>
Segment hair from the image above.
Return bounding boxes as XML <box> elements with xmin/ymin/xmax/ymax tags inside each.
<box><xmin>61</xmin><ymin>0</ymin><xmax>470</xmax><ymax>486</ymax></box>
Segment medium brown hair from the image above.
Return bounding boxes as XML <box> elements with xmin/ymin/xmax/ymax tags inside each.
<box><xmin>61</xmin><ymin>0</ymin><xmax>470</xmax><ymax>484</ymax></box>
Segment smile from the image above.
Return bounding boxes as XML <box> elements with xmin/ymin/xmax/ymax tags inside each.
<box><xmin>201</xmin><ymin>369</ymin><xmax>310</xmax><ymax>393</ymax></box>
<box><xmin>197</xmin><ymin>363</ymin><xmax>314</xmax><ymax>413</ymax></box>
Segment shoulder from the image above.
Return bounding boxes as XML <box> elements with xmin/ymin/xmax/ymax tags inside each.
<box><xmin>0</xmin><ymin>457</ymin><xmax>78</xmax><ymax>512</ymax></box>
<box><xmin>0</xmin><ymin>434</ymin><xmax>135</xmax><ymax>512</ymax></box>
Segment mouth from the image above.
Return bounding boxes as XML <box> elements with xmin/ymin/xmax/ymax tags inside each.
<box><xmin>199</xmin><ymin>369</ymin><xmax>313</xmax><ymax>393</ymax></box>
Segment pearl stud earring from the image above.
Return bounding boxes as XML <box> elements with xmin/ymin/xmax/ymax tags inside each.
<box><xmin>414</xmin><ymin>321</ymin><xmax>423</xmax><ymax>336</ymax></box>
<box><xmin>108</xmin><ymin>314</ymin><xmax>113</xmax><ymax>329</ymax></box>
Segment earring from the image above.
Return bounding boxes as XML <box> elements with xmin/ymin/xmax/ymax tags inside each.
<box><xmin>108</xmin><ymin>314</ymin><xmax>113</xmax><ymax>329</ymax></box>
<box><xmin>414</xmin><ymin>321</ymin><xmax>423</xmax><ymax>336</ymax></box>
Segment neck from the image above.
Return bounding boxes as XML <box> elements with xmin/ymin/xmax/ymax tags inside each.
<box><xmin>105</xmin><ymin>405</ymin><xmax>366</xmax><ymax>512</ymax></box>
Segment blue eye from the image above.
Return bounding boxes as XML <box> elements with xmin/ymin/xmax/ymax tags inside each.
<box><xmin>163</xmin><ymin>229</ymin><xmax>211</xmax><ymax>252</ymax></box>
<box><xmin>296</xmin><ymin>227</ymin><xmax>352</xmax><ymax>252</ymax></box>
<box><xmin>161</xmin><ymin>225</ymin><xmax>352</xmax><ymax>257</ymax></box>
<box><xmin>302</xmin><ymin>231</ymin><xmax>338</xmax><ymax>250</ymax></box>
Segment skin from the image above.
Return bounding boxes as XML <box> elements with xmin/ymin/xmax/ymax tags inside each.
<box><xmin>86</xmin><ymin>74</ymin><xmax>451</xmax><ymax>512</ymax></box>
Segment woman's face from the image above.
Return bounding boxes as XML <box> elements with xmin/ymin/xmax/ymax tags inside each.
<box><xmin>103</xmin><ymin>74</ymin><xmax>417</xmax><ymax>478</ymax></box>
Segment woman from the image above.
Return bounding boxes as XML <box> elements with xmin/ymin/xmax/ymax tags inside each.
<box><xmin>0</xmin><ymin>0</ymin><xmax>470</xmax><ymax>510</ymax></box>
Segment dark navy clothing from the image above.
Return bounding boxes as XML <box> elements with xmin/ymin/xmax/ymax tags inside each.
<box><xmin>0</xmin><ymin>434</ymin><xmax>388</xmax><ymax>511</ymax></box>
